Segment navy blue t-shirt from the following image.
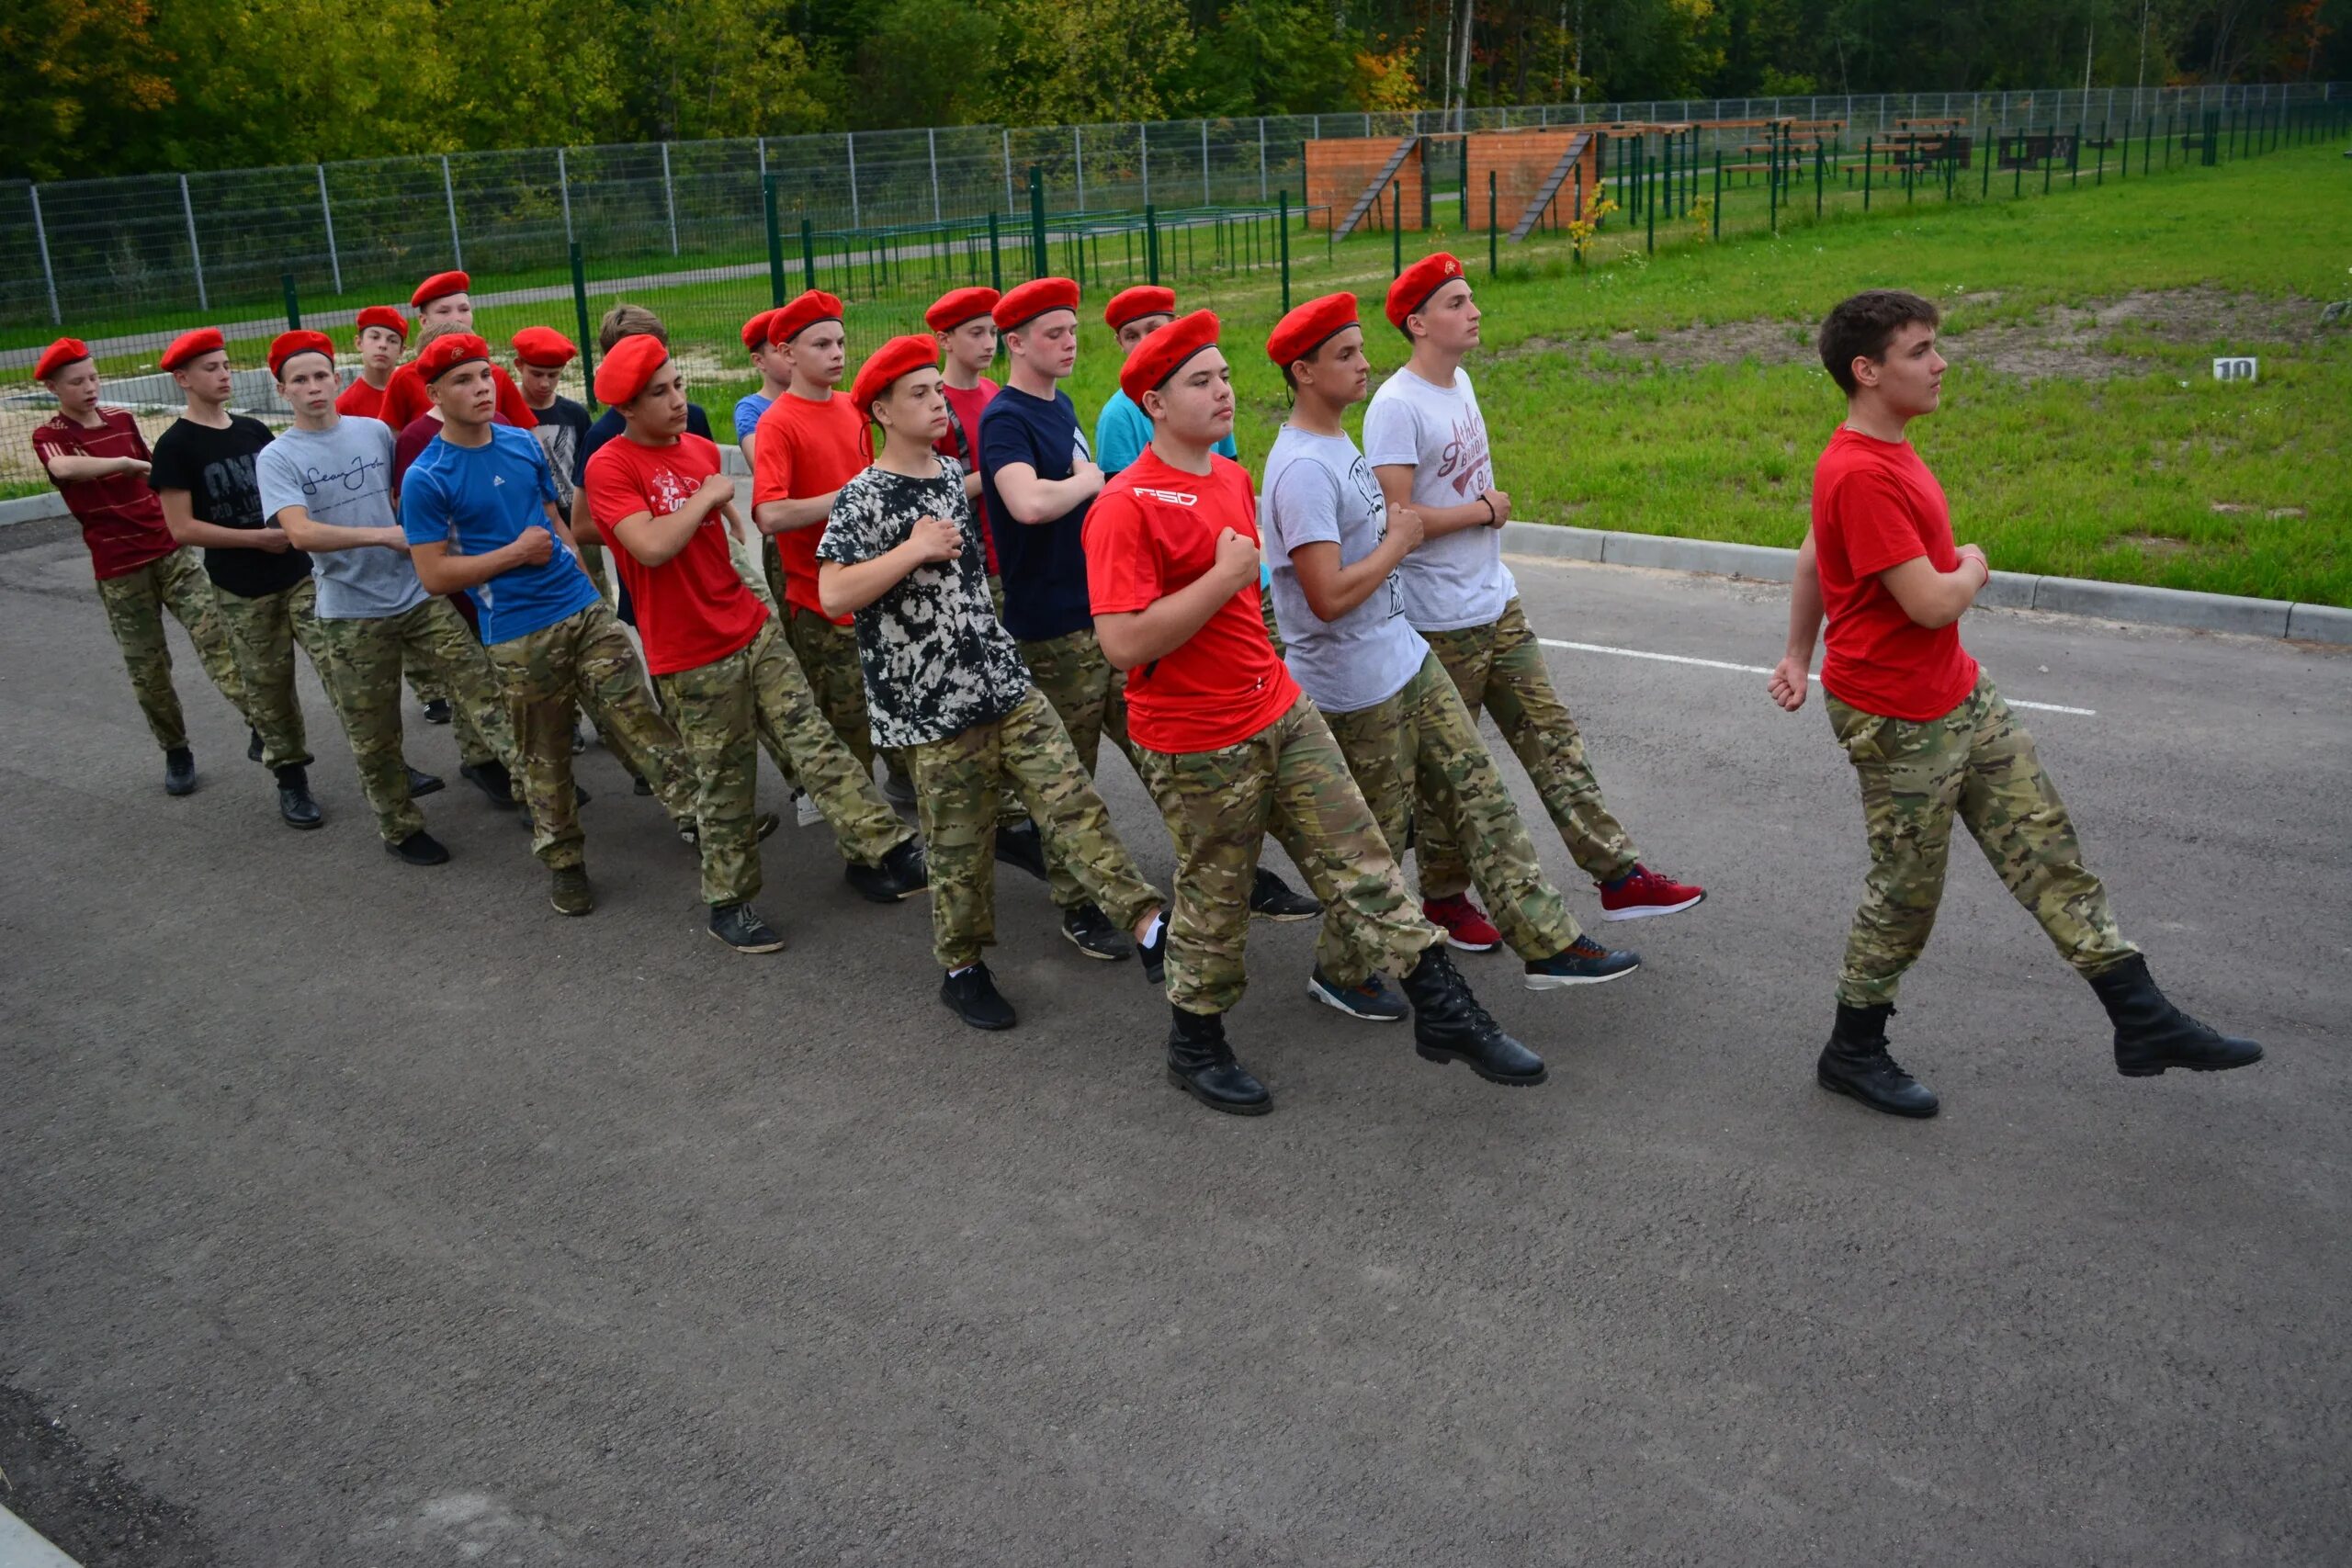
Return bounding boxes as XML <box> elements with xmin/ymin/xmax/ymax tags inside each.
<box><xmin>979</xmin><ymin>384</ymin><xmax>1095</xmax><ymax>642</ymax></box>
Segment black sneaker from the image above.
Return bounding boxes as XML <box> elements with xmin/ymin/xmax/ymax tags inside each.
<box><xmin>1250</xmin><ymin>865</ymin><xmax>1322</xmax><ymax>921</ymax></box>
<box><xmin>164</xmin><ymin>746</ymin><xmax>197</xmax><ymax>796</ymax></box>
<box><xmin>405</xmin><ymin>762</ymin><xmax>446</xmax><ymax>798</ymax></box>
<box><xmin>994</xmin><ymin>818</ymin><xmax>1049</xmax><ymax>882</ymax></box>
<box><xmin>845</xmin><ymin>839</ymin><xmax>928</xmax><ymax>903</ymax></box>
<box><xmin>1399</xmin><ymin>944</ymin><xmax>1547</xmax><ymax>1087</ymax></box>
<box><xmin>1306</xmin><ymin>966</ymin><xmax>1408</xmax><ymax>1021</ymax></box>
<box><xmin>632</xmin><ymin>773</ymin><xmax>652</xmax><ymax>796</ymax></box>
<box><xmin>1523</xmin><ymin>934</ymin><xmax>1642</xmax><ymax>989</ymax></box>
<box><xmin>276</xmin><ymin>763</ymin><xmax>322</xmax><ymax>829</ymax></box>
<box><xmin>1138</xmin><ymin>914</ymin><xmax>1168</xmax><ymax>987</ymax></box>
<box><xmin>708</xmin><ymin>901</ymin><xmax>786</xmax><ymax>953</ymax></box>
<box><xmin>1166</xmin><ymin>1007</ymin><xmax>1271</xmax><ymax>1115</ymax></box>
<box><xmin>1061</xmin><ymin>902</ymin><xmax>1133</xmax><ymax>962</ymax></box>
<box><xmin>385</xmin><ymin>829</ymin><xmax>450</xmax><ymax>866</ymax></box>
<box><xmin>882</xmin><ymin>768</ymin><xmax>918</xmax><ymax>808</ymax></box>
<box><xmin>941</xmin><ymin>963</ymin><xmax>1017</xmax><ymax>1031</ymax></box>
<box><xmin>247</xmin><ymin>727</ymin><xmax>265</xmax><ymax>763</ymax></box>
<box><xmin>550</xmin><ymin>864</ymin><xmax>594</xmax><ymax>916</ymax></box>
<box><xmin>571</xmin><ymin>722</ymin><xmax>588</xmax><ymax>755</ymax></box>
<box><xmin>422</xmin><ymin>697</ymin><xmax>453</xmax><ymax>725</ymax></box>
<box><xmin>1815</xmin><ymin>1002</ymin><xmax>1939</xmax><ymax>1118</ymax></box>
<box><xmin>459</xmin><ymin>760</ymin><xmax>515</xmax><ymax>807</ymax></box>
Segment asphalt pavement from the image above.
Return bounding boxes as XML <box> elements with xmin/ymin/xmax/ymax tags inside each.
<box><xmin>3</xmin><ymin>525</ymin><xmax>2346</xmax><ymax>1567</ymax></box>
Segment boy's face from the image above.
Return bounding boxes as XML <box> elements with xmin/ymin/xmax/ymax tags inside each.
<box><xmin>1141</xmin><ymin>347</ymin><xmax>1235</xmax><ymax>444</ymax></box>
<box><xmin>622</xmin><ymin>359</ymin><xmax>689</xmax><ymax>439</ymax></box>
<box><xmin>940</xmin><ymin>318</ymin><xmax>997</xmax><ymax>373</ymax></box>
<box><xmin>1010</xmin><ymin>310</ymin><xmax>1080</xmax><ymax>379</ymax></box>
<box><xmin>174</xmin><ymin>350</ymin><xmax>233</xmax><ymax>405</ymax></box>
<box><xmin>46</xmin><ymin>360</ymin><xmax>100</xmax><ymax>415</ymax></box>
<box><xmin>515</xmin><ymin>362</ymin><xmax>565</xmax><ymax>405</ymax></box>
<box><xmin>277</xmin><ymin>355</ymin><xmax>339</xmax><ymax>420</ymax></box>
<box><xmin>1115</xmin><ymin>312</ymin><xmax>1174</xmax><ymax>355</ymax></box>
<box><xmin>1860</xmin><ymin>321</ymin><xmax>1947</xmax><ymax>417</ymax></box>
<box><xmin>356</xmin><ymin>325</ymin><xmax>405</xmax><ymax>371</ymax></box>
<box><xmin>420</xmin><ymin>294</ymin><xmax>473</xmax><ymax>330</ymax></box>
<box><xmin>877</xmin><ymin>366</ymin><xmax>950</xmax><ymax>444</ymax></box>
<box><xmin>751</xmin><ymin>341</ymin><xmax>785</xmax><ymax>383</ymax></box>
<box><xmin>1410</xmin><ymin>280</ymin><xmax>1480</xmax><ymax>354</ymax></box>
<box><xmin>429</xmin><ymin>360</ymin><xmax>499</xmax><ymax>424</ymax></box>
<box><xmin>786</xmin><ymin>322</ymin><xmax>847</xmax><ymax>389</ymax></box>
<box><xmin>1296</xmin><ymin>325</ymin><xmax>1371</xmax><ymax>407</ymax></box>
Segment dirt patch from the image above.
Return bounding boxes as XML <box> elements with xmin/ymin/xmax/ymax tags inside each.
<box><xmin>2111</xmin><ymin>532</ymin><xmax>2200</xmax><ymax>559</ymax></box>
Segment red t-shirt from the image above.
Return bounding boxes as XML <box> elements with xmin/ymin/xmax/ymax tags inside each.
<box><xmin>32</xmin><ymin>409</ymin><xmax>178</xmax><ymax>580</ymax></box>
<box><xmin>1811</xmin><ymin>425</ymin><xmax>1980</xmax><ymax>722</ymax></box>
<box><xmin>937</xmin><ymin>377</ymin><xmax>1001</xmax><ymax>576</ymax></box>
<box><xmin>1086</xmin><ymin>450</ymin><xmax>1301</xmax><ymax>754</ymax></box>
<box><xmin>582</xmin><ymin>433</ymin><xmax>768</xmax><ymax>676</ymax></box>
<box><xmin>379</xmin><ymin>360</ymin><xmax>538</xmax><ymax>434</ymax></box>
<box><xmin>751</xmin><ymin>390</ymin><xmax>867</xmax><ymax>624</ymax></box>
<box><xmin>334</xmin><ymin>376</ymin><xmax>391</xmax><ymax>420</ymax></box>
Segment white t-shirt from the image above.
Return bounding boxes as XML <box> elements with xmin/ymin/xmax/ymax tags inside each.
<box><xmin>1259</xmin><ymin>424</ymin><xmax>1428</xmax><ymax>715</ymax></box>
<box><xmin>1360</xmin><ymin>365</ymin><xmax>1517</xmax><ymax>633</ymax></box>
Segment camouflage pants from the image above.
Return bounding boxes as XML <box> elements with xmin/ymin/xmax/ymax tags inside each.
<box><xmin>214</xmin><ymin>575</ymin><xmax>329</xmax><ymax>771</ymax></box>
<box><xmin>1021</xmin><ymin>626</ymin><xmax>1137</xmax><ymax>911</ymax></box>
<box><xmin>313</xmin><ymin>597</ymin><xmax>523</xmax><ymax>843</ymax></box>
<box><xmin>729</xmin><ymin>528</ymin><xmax>780</xmax><ymax>613</ymax></box>
<box><xmin>1260</xmin><ymin>583</ymin><xmax>1284</xmax><ymax>658</ymax></box>
<box><xmin>1828</xmin><ymin>673</ymin><xmax>2137</xmax><ymax>1007</ymax></box>
<box><xmin>485</xmin><ymin>601</ymin><xmax>697</xmax><ymax>870</ymax></box>
<box><xmin>911</xmin><ymin>687</ymin><xmax>1161</xmax><ymax>971</ymax></box>
<box><xmin>92</xmin><ymin>547</ymin><xmax>250</xmax><ymax>751</ymax></box>
<box><xmin>656</xmin><ymin>620</ymin><xmax>911</xmax><ymax>906</ymax></box>
<box><xmin>1137</xmin><ymin>694</ymin><xmax>1441</xmax><ymax>1016</ymax></box>
<box><xmin>1415</xmin><ymin>596</ymin><xmax>1639</xmax><ymax>897</ymax></box>
<box><xmin>1323</xmin><ymin>652</ymin><xmax>1581</xmax><ymax>976</ymax></box>
<box><xmin>786</xmin><ymin>603</ymin><xmax>910</xmax><ymax>783</ymax></box>
<box><xmin>575</xmin><ymin>537</ymin><xmax>616</xmax><ymax>602</ymax></box>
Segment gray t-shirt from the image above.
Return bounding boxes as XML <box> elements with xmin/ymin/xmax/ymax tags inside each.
<box><xmin>1260</xmin><ymin>424</ymin><xmax>1427</xmax><ymax>715</ymax></box>
<box><xmin>256</xmin><ymin>416</ymin><xmax>429</xmax><ymax>620</ymax></box>
<box><xmin>1360</xmin><ymin>366</ymin><xmax>1517</xmax><ymax>633</ymax></box>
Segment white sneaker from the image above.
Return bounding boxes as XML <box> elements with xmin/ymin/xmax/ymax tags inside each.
<box><xmin>794</xmin><ymin>788</ymin><xmax>822</xmax><ymax>829</ymax></box>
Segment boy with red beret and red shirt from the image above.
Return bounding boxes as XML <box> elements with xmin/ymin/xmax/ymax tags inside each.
<box><xmin>335</xmin><ymin>306</ymin><xmax>410</xmax><ymax>420</ymax></box>
<box><xmin>817</xmin><ymin>334</ymin><xmax>1167</xmax><ymax>1029</ymax></box>
<box><xmin>1366</xmin><ymin>253</ymin><xmax>1702</xmax><ymax>951</ymax></box>
<box><xmin>376</xmin><ymin>272</ymin><xmax>538</xmax><ymax>433</ymax></box>
<box><xmin>582</xmin><ymin>333</ymin><xmax>923</xmax><ymax>953</ymax></box>
<box><xmin>923</xmin><ymin>287</ymin><xmax>1002</xmax><ymax>587</ymax></box>
<box><xmin>1770</xmin><ymin>288</ymin><xmax>2258</xmax><ymax>1118</ymax></box>
<box><xmin>29</xmin><ymin>336</ymin><xmax>251</xmax><ymax>795</ymax></box>
<box><xmin>1085</xmin><ymin>310</ymin><xmax>1545</xmax><ymax>1116</ymax></box>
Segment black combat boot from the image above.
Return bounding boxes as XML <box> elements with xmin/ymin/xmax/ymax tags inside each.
<box><xmin>164</xmin><ymin>747</ymin><xmax>197</xmax><ymax>796</ymax></box>
<box><xmin>1397</xmin><ymin>944</ymin><xmax>1547</xmax><ymax>1087</ymax></box>
<box><xmin>1166</xmin><ymin>1007</ymin><xmax>1271</xmax><ymax>1115</ymax></box>
<box><xmin>276</xmin><ymin>763</ymin><xmax>322</xmax><ymax>829</ymax></box>
<box><xmin>2088</xmin><ymin>956</ymin><xmax>2263</xmax><ymax>1077</ymax></box>
<box><xmin>1815</xmin><ymin>1002</ymin><xmax>1939</xmax><ymax>1117</ymax></box>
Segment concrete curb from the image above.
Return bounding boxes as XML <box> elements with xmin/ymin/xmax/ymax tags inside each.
<box><xmin>1499</xmin><ymin>521</ymin><xmax>2347</xmax><ymax>648</ymax></box>
<box><xmin>0</xmin><ymin>1504</ymin><xmax>83</xmax><ymax>1568</ymax></box>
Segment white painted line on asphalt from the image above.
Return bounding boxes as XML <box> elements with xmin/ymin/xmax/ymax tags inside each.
<box><xmin>0</xmin><ymin>1504</ymin><xmax>83</xmax><ymax>1568</ymax></box>
<box><xmin>1536</xmin><ymin>637</ymin><xmax>2099</xmax><ymax>716</ymax></box>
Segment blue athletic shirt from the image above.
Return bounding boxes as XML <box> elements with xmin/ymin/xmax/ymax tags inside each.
<box><xmin>733</xmin><ymin>390</ymin><xmax>774</xmax><ymax>445</ymax></box>
<box><xmin>399</xmin><ymin>424</ymin><xmax>600</xmax><ymax>644</ymax></box>
<box><xmin>1092</xmin><ymin>389</ymin><xmax>1237</xmax><ymax>477</ymax></box>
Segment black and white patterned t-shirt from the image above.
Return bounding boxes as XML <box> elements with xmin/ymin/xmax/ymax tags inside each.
<box><xmin>818</xmin><ymin>456</ymin><xmax>1031</xmax><ymax>749</ymax></box>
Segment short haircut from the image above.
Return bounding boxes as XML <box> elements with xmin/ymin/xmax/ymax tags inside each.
<box><xmin>413</xmin><ymin>319</ymin><xmax>469</xmax><ymax>348</ymax></box>
<box><xmin>598</xmin><ymin>303</ymin><xmax>667</xmax><ymax>353</ymax></box>
<box><xmin>1818</xmin><ymin>290</ymin><xmax>1940</xmax><ymax>396</ymax></box>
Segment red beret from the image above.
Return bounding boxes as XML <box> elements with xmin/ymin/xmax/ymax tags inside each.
<box><xmin>848</xmin><ymin>334</ymin><xmax>943</xmax><ymax>420</ymax></box>
<box><xmin>592</xmin><ymin>333</ymin><xmax>671</xmax><ymax>406</ymax></box>
<box><xmin>993</xmin><ymin>276</ymin><xmax>1080</xmax><ymax>332</ymax></box>
<box><xmin>924</xmin><ymin>287</ymin><xmax>1000</xmax><ymax>332</ymax></box>
<box><xmin>1104</xmin><ymin>286</ymin><xmax>1177</xmax><ymax>332</ymax></box>
<box><xmin>510</xmin><ymin>326</ymin><xmax>578</xmax><ymax>368</ymax></box>
<box><xmin>768</xmin><ymin>289</ymin><xmax>844</xmax><ymax>345</ymax></box>
<box><xmin>33</xmin><ymin>338</ymin><xmax>91</xmax><ymax>382</ymax></box>
<box><xmin>410</xmin><ymin>270</ymin><xmax>471</xmax><ymax>310</ymax></box>
<box><xmin>267</xmin><ymin>330</ymin><xmax>336</xmax><ymax>378</ymax></box>
<box><xmin>1266</xmin><ymin>292</ymin><xmax>1361</xmax><ymax>370</ymax></box>
<box><xmin>1118</xmin><ymin>310</ymin><xmax>1221</xmax><ymax>405</ymax></box>
<box><xmin>160</xmin><ymin>328</ymin><xmax>226</xmax><ymax>372</ymax></box>
<box><xmin>1385</xmin><ymin>252</ymin><xmax>1467</xmax><ymax>330</ymax></box>
<box><xmin>415</xmin><ymin>333</ymin><xmax>492</xmax><ymax>384</ymax></box>
<box><xmin>355</xmin><ymin>306</ymin><xmax>409</xmax><ymax>340</ymax></box>
<box><xmin>741</xmin><ymin>309</ymin><xmax>779</xmax><ymax>351</ymax></box>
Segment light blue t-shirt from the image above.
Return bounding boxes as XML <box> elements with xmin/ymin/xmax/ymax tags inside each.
<box><xmin>255</xmin><ymin>415</ymin><xmax>430</xmax><ymax>621</ymax></box>
<box><xmin>399</xmin><ymin>425</ymin><xmax>599</xmax><ymax>645</ymax></box>
<box><xmin>1094</xmin><ymin>389</ymin><xmax>1237</xmax><ymax>477</ymax></box>
<box><xmin>1260</xmin><ymin>423</ymin><xmax>1427</xmax><ymax>714</ymax></box>
<box><xmin>733</xmin><ymin>390</ymin><xmax>774</xmax><ymax>446</ymax></box>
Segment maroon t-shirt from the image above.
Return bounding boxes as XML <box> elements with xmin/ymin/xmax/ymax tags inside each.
<box><xmin>392</xmin><ymin>412</ymin><xmax>514</xmax><ymax>493</ymax></box>
<box><xmin>32</xmin><ymin>409</ymin><xmax>178</xmax><ymax>580</ymax></box>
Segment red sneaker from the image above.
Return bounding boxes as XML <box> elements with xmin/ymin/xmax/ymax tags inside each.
<box><xmin>1422</xmin><ymin>893</ymin><xmax>1502</xmax><ymax>953</ymax></box>
<box><xmin>1597</xmin><ymin>863</ymin><xmax>1706</xmax><ymax>921</ymax></box>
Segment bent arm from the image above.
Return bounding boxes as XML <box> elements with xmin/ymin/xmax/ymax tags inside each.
<box><xmin>411</xmin><ymin>536</ymin><xmax>528</xmax><ymax>596</ymax></box>
<box><xmin>1371</xmin><ymin>464</ymin><xmax>1488</xmax><ymax>538</ymax></box>
<box><xmin>1290</xmin><ymin>534</ymin><xmax>1409</xmax><ymax>624</ymax></box>
<box><xmin>752</xmin><ymin>491</ymin><xmax>836</xmax><ymax>535</ymax></box>
<box><xmin>42</xmin><ymin>452</ymin><xmax>146</xmax><ymax>483</ymax></box>
<box><xmin>609</xmin><ymin>486</ymin><xmax>725</xmax><ymax>569</ymax></box>
<box><xmin>818</xmin><ymin>546</ymin><xmax>930</xmax><ymax>617</ymax></box>
<box><xmin>160</xmin><ymin>489</ymin><xmax>278</xmax><ymax>551</ymax></box>
<box><xmin>274</xmin><ymin>503</ymin><xmax>405</xmax><ymax>554</ymax></box>
<box><xmin>1880</xmin><ymin>551</ymin><xmax>1986</xmax><ymax>630</ymax></box>
<box><xmin>1094</xmin><ymin>574</ymin><xmax>1241</xmax><ymax>671</ymax></box>
<box><xmin>991</xmin><ymin>460</ymin><xmax>1099</xmax><ymax>525</ymax></box>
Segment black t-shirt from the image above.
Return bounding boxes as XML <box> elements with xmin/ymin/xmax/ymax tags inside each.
<box><xmin>978</xmin><ymin>385</ymin><xmax>1094</xmax><ymax>643</ymax></box>
<box><xmin>149</xmin><ymin>414</ymin><xmax>311</xmax><ymax>599</ymax></box>
<box><xmin>530</xmin><ymin>395</ymin><xmax>594</xmax><ymax>506</ymax></box>
<box><xmin>580</xmin><ymin>400</ymin><xmax>713</xmax><ymax>626</ymax></box>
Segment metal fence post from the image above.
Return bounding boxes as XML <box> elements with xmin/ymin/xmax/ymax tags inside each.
<box><xmin>989</xmin><ymin>210</ymin><xmax>1002</xmax><ymax>292</ymax></box>
<box><xmin>1201</xmin><ymin>119</ymin><xmax>1211</xmax><ymax>205</ymax></box>
<box><xmin>661</xmin><ymin>141</ymin><xmax>680</xmax><ymax>255</ymax></box>
<box><xmin>1141</xmin><ymin>122</ymin><xmax>1151</xmax><ymax>206</ymax></box>
<box><xmin>1487</xmin><ymin>169</ymin><xmax>1497</xmax><ymax>275</ymax></box>
<box><xmin>1391</xmin><ymin>180</ymin><xmax>1402</xmax><ymax>275</ymax></box>
<box><xmin>558</xmin><ymin>147</ymin><xmax>574</xmax><ymax>244</ymax></box>
<box><xmin>441</xmin><ymin>155</ymin><xmax>463</xmax><ymax>270</ymax></box>
<box><xmin>1145</xmin><ymin>203</ymin><xmax>1159</xmax><ymax>285</ymax></box>
<box><xmin>570</xmin><ymin>243</ymin><xmax>598</xmax><ymax>411</ymax></box>
<box><xmin>928</xmin><ymin>127</ymin><xmax>943</xmax><ymax>223</ymax></box>
<box><xmin>28</xmin><ymin>185</ymin><xmax>61</xmax><ymax>324</ymax></box>
<box><xmin>1028</xmin><ymin>165</ymin><xmax>1047</xmax><ymax>278</ymax></box>
<box><xmin>845</xmin><ymin>133</ymin><xmax>861</xmax><ymax>230</ymax></box>
<box><xmin>800</xmin><ymin>217</ymin><xmax>817</xmax><ymax>289</ymax></box>
<box><xmin>315</xmin><ymin>164</ymin><xmax>343</xmax><ymax>297</ymax></box>
<box><xmin>1277</xmin><ymin>189</ymin><xmax>1290</xmax><ymax>309</ymax></box>
<box><xmin>1002</xmin><ymin>129</ymin><xmax>1015</xmax><ymax>213</ymax></box>
<box><xmin>1074</xmin><ymin>126</ymin><xmax>1085</xmax><ymax>209</ymax></box>
<box><xmin>281</xmin><ymin>272</ymin><xmax>301</xmax><ymax>330</ymax></box>
<box><xmin>1259</xmin><ymin>118</ymin><xmax>1269</xmax><ymax>201</ymax></box>
<box><xmin>180</xmin><ymin>173</ymin><xmax>209</xmax><ymax>310</ymax></box>
<box><xmin>763</xmin><ymin>175</ymin><xmax>787</xmax><ymax>305</ymax></box>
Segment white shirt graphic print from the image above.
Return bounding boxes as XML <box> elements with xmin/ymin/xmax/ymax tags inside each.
<box><xmin>1361</xmin><ymin>365</ymin><xmax>1517</xmax><ymax>634</ymax></box>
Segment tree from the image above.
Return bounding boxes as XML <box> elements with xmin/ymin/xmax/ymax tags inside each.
<box><xmin>0</xmin><ymin>0</ymin><xmax>180</xmax><ymax>179</ymax></box>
